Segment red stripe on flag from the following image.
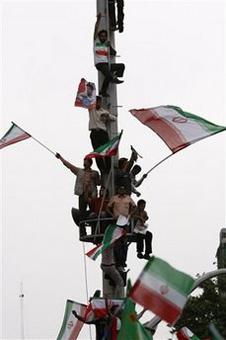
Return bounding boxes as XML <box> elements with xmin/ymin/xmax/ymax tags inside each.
<box><xmin>86</xmin><ymin>244</ymin><xmax>102</xmax><ymax>258</ymax></box>
<box><xmin>0</xmin><ymin>133</ymin><xmax>30</xmax><ymax>149</ymax></box>
<box><xmin>131</xmin><ymin>109</ymin><xmax>188</xmax><ymax>153</ymax></box>
<box><xmin>130</xmin><ymin>280</ymin><xmax>182</xmax><ymax>324</ymax></box>
<box><xmin>176</xmin><ymin>330</ymin><xmax>190</xmax><ymax>340</ymax></box>
<box><xmin>96</xmin><ymin>50</ymin><xmax>108</xmax><ymax>56</ymax></box>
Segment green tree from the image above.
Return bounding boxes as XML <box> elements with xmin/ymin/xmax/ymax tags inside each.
<box><xmin>173</xmin><ymin>277</ymin><xmax>226</xmax><ymax>339</ymax></box>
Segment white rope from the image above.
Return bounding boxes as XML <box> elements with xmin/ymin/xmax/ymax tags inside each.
<box><xmin>82</xmin><ymin>243</ymin><xmax>93</xmax><ymax>340</ymax></box>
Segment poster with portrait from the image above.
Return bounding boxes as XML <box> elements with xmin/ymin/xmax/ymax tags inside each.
<box><xmin>74</xmin><ymin>78</ymin><xmax>96</xmax><ymax>110</ymax></box>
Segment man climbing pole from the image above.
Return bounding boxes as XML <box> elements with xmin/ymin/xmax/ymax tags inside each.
<box><xmin>88</xmin><ymin>95</ymin><xmax>116</xmax><ymax>178</ymax></box>
<box><xmin>55</xmin><ymin>153</ymin><xmax>100</xmax><ymax>236</ymax></box>
<box><xmin>94</xmin><ymin>13</ymin><xmax>125</xmax><ymax>97</ymax></box>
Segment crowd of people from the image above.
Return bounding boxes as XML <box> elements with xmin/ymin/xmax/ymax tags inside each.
<box><xmin>55</xmin><ymin>5</ymin><xmax>153</xmax><ymax>301</ymax></box>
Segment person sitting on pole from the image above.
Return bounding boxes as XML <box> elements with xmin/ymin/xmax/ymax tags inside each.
<box><xmin>88</xmin><ymin>95</ymin><xmax>116</xmax><ymax>179</ymax></box>
<box><xmin>130</xmin><ymin>164</ymin><xmax>147</xmax><ymax>197</ymax></box>
<box><xmin>94</xmin><ymin>13</ymin><xmax>125</xmax><ymax>97</ymax></box>
<box><xmin>55</xmin><ymin>153</ymin><xmax>100</xmax><ymax>237</ymax></box>
<box><xmin>133</xmin><ymin>199</ymin><xmax>153</xmax><ymax>260</ymax></box>
<box><xmin>107</xmin><ymin>186</ymin><xmax>136</xmax><ymax>269</ymax></box>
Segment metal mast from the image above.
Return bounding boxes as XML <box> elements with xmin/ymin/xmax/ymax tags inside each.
<box><xmin>96</xmin><ymin>0</ymin><xmax>124</xmax><ymax>299</ymax></box>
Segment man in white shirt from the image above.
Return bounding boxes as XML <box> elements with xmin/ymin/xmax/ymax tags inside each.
<box><xmin>93</xmin><ymin>13</ymin><xmax>125</xmax><ymax>97</ymax></box>
<box><xmin>89</xmin><ymin>95</ymin><xmax>116</xmax><ymax>176</ymax></box>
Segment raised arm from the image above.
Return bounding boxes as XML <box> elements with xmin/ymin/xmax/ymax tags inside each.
<box><xmin>123</xmin><ymin>150</ymin><xmax>138</xmax><ymax>172</ymax></box>
<box><xmin>134</xmin><ymin>173</ymin><xmax>147</xmax><ymax>188</ymax></box>
<box><xmin>94</xmin><ymin>12</ymin><xmax>102</xmax><ymax>40</ymax></box>
<box><xmin>55</xmin><ymin>153</ymin><xmax>78</xmax><ymax>175</ymax></box>
<box><xmin>72</xmin><ymin>310</ymin><xmax>95</xmax><ymax>325</ymax></box>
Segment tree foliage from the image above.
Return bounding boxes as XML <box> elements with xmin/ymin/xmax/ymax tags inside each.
<box><xmin>173</xmin><ymin>277</ymin><xmax>226</xmax><ymax>339</ymax></box>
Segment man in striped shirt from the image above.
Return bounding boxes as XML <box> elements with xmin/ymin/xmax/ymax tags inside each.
<box><xmin>94</xmin><ymin>13</ymin><xmax>125</xmax><ymax>97</ymax></box>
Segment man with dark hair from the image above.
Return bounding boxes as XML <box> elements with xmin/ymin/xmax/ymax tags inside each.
<box><xmin>130</xmin><ymin>165</ymin><xmax>147</xmax><ymax>197</ymax></box>
<box><xmin>114</xmin><ymin>150</ymin><xmax>138</xmax><ymax>195</ymax></box>
<box><xmin>55</xmin><ymin>153</ymin><xmax>100</xmax><ymax>236</ymax></box>
<box><xmin>88</xmin><ymin>95</ymin><xmax>116</xmax><ymax>177</ymax></box>
<box><xmin>93</xmin><ymin>13</ymin><xmax>125</xmax><ymax>97</ymax></box>
<box><xmin>133</xmin><ymin>199</ymin><xmax>153</xmax><ymax>260</ymax></box>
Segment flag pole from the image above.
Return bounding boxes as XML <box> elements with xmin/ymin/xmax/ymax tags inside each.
<box><xmin>145</xmin><ymin>152</ymin><xmax>175</xmax><ymax>175</ymax></box>
<box><xmin>12</xmin><ymin>121</ymin><xmax>56</xmax><ymax>155</ymax></box>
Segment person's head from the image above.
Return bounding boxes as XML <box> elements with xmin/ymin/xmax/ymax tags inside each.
<box><xmin>86</xmin><ymin>83</ymin><xmax>94</xmax><ymax>97</ymax></box>
<box><xmin>137</xmin><ymin>199</ymin><xmax>146</xmax><ymax>210</ymax></box>
<box><xmin>98</xmin><ymin>29</ymin><xmax>108</xmax><ymax>43</ymax></box>
<box><xmin>96</xmin><ymin>95</ymin><xmax>102</xmax><ymax>109</ymax></box>
<box><xmin>117</xmin><ymin>185</ymin><xmax>127</xmax><ymax>196</ymax></box>
<box><xmin>131</xmin><ymin>164</ymin><xmax>141</xmax><ymax>176</ymax></box>
<box><xmin>99</xmin><ymin>186</ymin><xmax>109</xmax><ymax>198</ymax></box>
<box><xmin>118</xmin><ymin>157</ymin><xmax>128</xmax><ymax>170</ymax></box>
<box><xmin>83</xmin><ymin>157</ymin><xmax>93</xmax><ymax>169</ymax></box>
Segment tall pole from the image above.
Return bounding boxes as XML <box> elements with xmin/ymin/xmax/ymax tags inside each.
<box><xmin>96</xmin><ymin>0</ymin><xmax>124</xmax><ymax>299</ymax></box>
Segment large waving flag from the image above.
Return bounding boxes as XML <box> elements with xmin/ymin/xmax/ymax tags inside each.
<box><xmin>86</xmin><ymin>224</ymin><xmax>126</xmax><ymax>260</ymax></box>
<box><xmin>85</xmin><ymin>131</ymin><xmax>122</xmax><ymax>159</ymax></box>
<box><xmin>74</xmin><ymin>78</ymin><xmax>96</xmax><ymax>110</ymax></box>
<box><xmin>130</xmin><ymin>106</ymin><xmax>226</xmax><ymax>153</ymax></box>
<box><xmin>57</xmin><ymin>299</ymin><xmax>91</xmax><ymax>340</ymax></box>
<box><xmin>129</xmin><ymin>257</ymin><xmax>195</xmax><ymax>325</ymax></box>
<box><xmin>117</xmin><ymin>297</ymin><xmax>152</xmax><ymax>340</ymax></box>
<box><xmin>176</xmin><ymin>327</ymin><xmax>200</xmax><ymax>340</ymax></box>
<box><xmin>0</xmin><ymin>123</ymin><xmax>31</xmax><ymax>150</ymax></box>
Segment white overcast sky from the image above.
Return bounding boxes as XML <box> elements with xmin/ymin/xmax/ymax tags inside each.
<box><xmin>1</xmin><ymin>0</ymin><xmax>226</xmax><ymax>339</ymax></box>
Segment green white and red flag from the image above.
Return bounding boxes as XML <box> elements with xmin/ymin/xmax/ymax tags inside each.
<box><xmin>0</xmin><ymin>123</ymin><xmax>31</xmax><ymax>150</ymax></box>
<box><xmin>129</xmin><ymin>257</ymin><xmax>195</xmax><ymax>325</ymax></box>
<box><xmin>130</xmin><ymin>106</ymin><xmax>226</xmax><ymax>153</ymax></box>
<box><xmin>176</xmin><ymin>327</ymin><xmax>200</xmax><ymax>340</ymax></box>
<box><xmin>57</xmin><ymin>299</ymin><xmax>93</xmax><ymax>340</ymax></box>
<box><xmin>85</xmin><ymin>131</ymin><xmax>122</xmax><ymax>159</ymax></box>
<box><xmin>86</xmin><ymin>224</ymin><xmax>126</xmax><ymax>260</ymax></box>
<box><xmin>87</xmin><ymin>298</ymin><xmax>124</xmax><ymax>318</ymax></box>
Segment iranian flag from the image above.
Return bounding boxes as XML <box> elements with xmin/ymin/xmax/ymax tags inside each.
<box><xmin>86</xmin><ymin>224</ymin><xmax>126</xmax><ymax>260</ymax></box>
<box><xmin>85</xmin><ymin>131</ymin><xmax>122</xmax><ymax>159</ymax></box>
<box><xmin>57</xmin><ymin>299</ymin><xmax>91</xmax><ymax>340</ymax></box>
<box><xmin>0</xmin><ymin>123</ymin><xmax>31</xmax><ymax>150</ymax></box>
<box><xmin>130</xmin><ymin>257</ymin><xmax>195</xmax><ymax>325</ymax></box>
<box><xmin>88</xmin><ymin>298</ymin><xmax>124</xmax><ymax>318</ymax></box>
<box><xmin>130</xmin><ymin>106</ymin><xmax>226</xmax><ymax>153</ymax></box>
<box><xmin>176</xmin><ymin>327</ymin><xmax>200</xmax><ymax>340</ymax></box>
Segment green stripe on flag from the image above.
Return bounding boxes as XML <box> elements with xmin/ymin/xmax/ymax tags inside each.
<box><xmin>145</xmin><ymin>257</ymin><xmax>195</xmax><ymax>295</ymax></box>
<box><xmin>169</xmin><ymin>106</ymin><xmax>226</xmax><ymax>134</ymax></box>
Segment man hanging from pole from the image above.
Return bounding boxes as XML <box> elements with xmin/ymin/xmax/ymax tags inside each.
<box><xmin>93</xmin><ymin>13</ymin><xmax>125</xmax><ymax>97</ymax></box>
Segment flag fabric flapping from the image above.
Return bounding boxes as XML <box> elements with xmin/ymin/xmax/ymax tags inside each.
<box><xmin>86</xmin><ymin>224</ymin><xmax>126</xmax><ymax>260</ymax></box>
<box><xmin>117</xmin><ymin>297</ymin><xmax>152</xmax><ymax>340</ymax></box>
<box><xmin>57</xmin><ymin>299</ymin><xmax>91</xmax><ymax>340</ymax></box>
<box><xmin>0</xmin><ymin>123</ymin><xmax>30</xmax><ymax>150</ymax></box>
<box><xmin>129</xmin><ymin>257</ymin><xmax>195</xmax><ymax>325</ymax></box>
<box><xmin>176</xmin><ymin>327</ymin><xmax>200</xmax><ymax>340</ymax></box>
<box><xmin>74</xmin><ymin>78</ymin><xmax>96</xmax><ymax>110</ymax></box>
<box><xmin>85</xmin><ymin>131</ymin><xmax>122</xmax><ymax>159</ymax></box>
<box><xmin>87</xmin><ymin>298</ymin><xmax>124</xmax><ymax>318</ymax></box>
<box><xmin>130</xmin><ymin>106</ymin><xmax>226</xmax><ymax>153</ymax></box>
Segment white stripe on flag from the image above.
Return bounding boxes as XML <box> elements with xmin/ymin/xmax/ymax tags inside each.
<box><xmin>141</xmin><ymin>270</ymin><xmax>187</xmax><ymax>309</ymax></box>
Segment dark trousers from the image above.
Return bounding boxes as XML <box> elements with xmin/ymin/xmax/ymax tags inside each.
<box><xmin>96</xmin><ymin>62</ymin><xmax>125</xmax><ymax>94</ymax></box>
<box><xmin>136</xmin><ymin>231</ymin><xmax>153</xmax><ymax>254</ymax></box>
<box><xmin>114</xmin><ymin>237</ymin><xmax>128</xmax><ymax>268</ymax></box>
<box><xmin>108</xmin><ymin>0</ymin><xmax>124</xmax><ymax>32</ymax></box>
<box><xmin>90</xmin><ymin>129</ymin><xmax>111</xmax><ymax>175</ymax></box>
<box><xmin>79</xmin><ymin>194</ymin><xmax>89</xmax><ymax>236</ymax></box>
